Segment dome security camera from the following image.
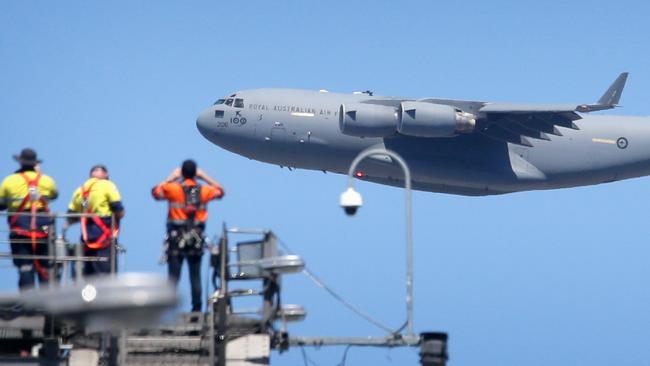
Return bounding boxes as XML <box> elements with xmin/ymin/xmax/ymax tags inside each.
<box><xmin>339</xmin><ymin>187</ymin><xmax>363</xmax><ymax>216</ymax></box>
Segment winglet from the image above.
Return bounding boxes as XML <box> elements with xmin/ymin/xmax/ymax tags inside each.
<box><xmin>597</xmin><ymin>72</ymin><xmax>628</xmax><ymax>106</ymax></box>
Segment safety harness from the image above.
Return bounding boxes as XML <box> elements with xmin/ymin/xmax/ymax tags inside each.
<box><xmin>183</xmin><ymin>183</ymin><xmax>203</xmax><ymax>230</ymax></box>
<box><xmin>168</xmin><ymin>182</ymin><xmax>206</xmax><ymax>228</ymax></box>
<box><xmin>8</xmin><ymin>173</ymin><xmax>49</xmax><ymax>280</ymax></box>
<box><xmin>166</xmin><ymin>182</ymin><xmax>205</xmax><ymax>255</ymax></box>
<box><xmin>80</xmin><ymin>181</ymin><xmax>118</xmax><ymax>250</ymax></box>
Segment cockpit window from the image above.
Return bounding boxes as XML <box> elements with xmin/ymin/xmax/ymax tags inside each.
<box><xmin>225</xmin><ymin>98</ymin><xmax>233</xmax><ymax>106</ymax></box>
<box><xmin>234</xmin><ymin>98</ymin><xmax>244</xmax><ymax>108</ymax></box>
<box><xmin>214</xmin><ymin>99</ymin><xmax>225</xmax><ymax>105</ymax></box>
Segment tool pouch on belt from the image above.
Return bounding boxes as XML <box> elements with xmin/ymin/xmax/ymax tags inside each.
<box><xmin>166</xmin><ymin>228</ymin><xmax>204</xmax><ymax>257</ymax></box>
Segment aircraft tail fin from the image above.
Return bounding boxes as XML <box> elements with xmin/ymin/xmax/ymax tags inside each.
<box><xmin>597</xmin><ymin>72</ymin><xmax>628</xmax><ymax>106</ymax></box>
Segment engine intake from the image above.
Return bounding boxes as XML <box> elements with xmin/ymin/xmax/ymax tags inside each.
<box><xmin>339</xmin><ymin>103</ymin><xmax>398</xmax><ymax>138</ymax></box>
<box><xmin>397</xmin><ymin>102</ymin><xmax>476</xmax><ymax>138</ymax></box>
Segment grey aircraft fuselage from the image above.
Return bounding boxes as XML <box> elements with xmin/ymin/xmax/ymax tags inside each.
<box><xmin>196</xmin><ymin>86</ymin><xmax>650</xmax><ymax>196</ymax></box>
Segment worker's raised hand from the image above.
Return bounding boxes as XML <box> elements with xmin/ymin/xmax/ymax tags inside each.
<box><xmin>166</xmin><ymin>168</ymin><xmax>182</xmax><ymax>182</ymax></box>
<box><xmin>196</xmin><ymin>168</ymin><xmax>223</xmax><ymax>189</ymax></box>
<box><xmin>196</xmin><ymin>168</ymin><xmax>207</xmax><ymax>181</ymax></box>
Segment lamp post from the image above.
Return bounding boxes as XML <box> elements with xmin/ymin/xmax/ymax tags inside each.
<box><xmin>340</xmin><ymin>147</ymin><xmax>414</xmax><ymax>337</ymax></box>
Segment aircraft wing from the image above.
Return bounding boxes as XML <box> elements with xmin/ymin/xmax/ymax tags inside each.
<box><xmin>476</xmin><ymin>72</ymin><xmax>628</xmax><ymax>146</ymax></box>
<box><xmin>476</xmin><ymin>104</ymin><xmax>583</xmax><ymax>146</ymax></box>
<box><xmin>419</xmin><ymin>73</ymin><xmax>629</xmax><ymax>147</ymax></box>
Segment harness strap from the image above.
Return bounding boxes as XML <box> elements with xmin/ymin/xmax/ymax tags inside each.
<box><xmin>80</xmin><ymin>181</ymin><xmax>117</xmax><ymax>250</ymax></box>
<box><xmin>169</xmin><ymin>202</ymin><xmax>206</xmax><ymax>210</ymax></box>
<box><xmin>11</xmin><ymin>228</ymin><xmax>48</xmax><ymax>238</ymax></box>
<box><xmin>168</xmin><ymin>219</ymin><xmax>204</xmax><ymax>226</ymax></box>
<box><xmin>30</xmin><ymin>224</ymin><xmax>49</xmax><ymax>280</ymax></box>
<box><xmin>168</xmin><ymin>182</ymin><xmax>204</xmax><ymax>228</ymax></box>
<box><xmin>9</xmin><ymin>173</ymin><xmax>49</xmax><ymax>280</ymax></box>
<box><xmin>9</xmin><ymin>173</ymin><xmax>46</xmax><ymax>228</ymax></box>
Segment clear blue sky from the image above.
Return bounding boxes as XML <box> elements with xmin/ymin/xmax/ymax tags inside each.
<box><xmin>2</xmin><ymin>1</ymin><xmax>650</xmax><ymax>365</ymax></box>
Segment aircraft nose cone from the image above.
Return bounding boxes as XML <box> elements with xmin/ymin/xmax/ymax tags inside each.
<box><xmin>196</xmin><ymin>107</ymin><xmax>215</xmax><ymax>139</ymax></box>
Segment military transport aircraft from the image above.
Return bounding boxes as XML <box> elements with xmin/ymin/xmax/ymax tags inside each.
<box><xmin>196</xmin><ymin>73</ymin><xmax>649</xmax><ymax>196</ymax></box>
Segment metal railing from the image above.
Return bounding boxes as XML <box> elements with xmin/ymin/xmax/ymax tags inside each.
<box><xmin>0</xmin><ymin>211</ymin><xmax>125</xmax><ymax>285</ymax></box>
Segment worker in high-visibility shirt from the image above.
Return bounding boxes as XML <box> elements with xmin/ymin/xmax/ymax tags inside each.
<box><xmin>152</xmin><ymin>160</ymin><xmax>224</xmax><ymax>312</ymax></box>
<box><xmin>66</xmin><ymin>164</ymin><xmax>124</xmax><ymax>276</ymax></box>
<box><xmin>0</xmin><ymin>148</ymin><xmax>58</xmax><ymax>289</ymax></box>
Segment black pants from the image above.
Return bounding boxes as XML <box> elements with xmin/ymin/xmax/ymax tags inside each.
<box><xmin>83</xmin><ymin>246</ymin><xmax>115</xmax><ymax>276</ymax></box>
<box><xmin>10</xmin><ymin>232</ymin><xmax>49</xmax><ymax>289</ymax></box>
<box><xmin>168</xmin><ymin>253</ymin><xmax>203</xmax><ymax>312</ymax></box>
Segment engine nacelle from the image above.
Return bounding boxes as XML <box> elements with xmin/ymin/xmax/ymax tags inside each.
<box><xmin>397</xmin><ymin>102</ymin><xmax>476</xmax><ymax>138</ymax></box>
<box><xmin>339</xmin><ymin>103</ymin><xmax>398</xmax><ymax>137</ymax></box>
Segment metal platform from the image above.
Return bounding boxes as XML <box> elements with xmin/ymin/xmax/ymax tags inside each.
<box><xmin>0</xmin><ymin>224</ymin><xmax>447</xmax><ymax>365</ymax></box>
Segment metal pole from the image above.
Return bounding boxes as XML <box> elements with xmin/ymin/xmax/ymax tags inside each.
<box><xmin>110</xmin><ymin>214</ymin><xmax>117</xmax><ymax>275</ymax></box>
<box><xmin>289</xmin><ymin>335</ymin><xmax>420</xmax><ymax>347</ymax></box>
<box><xmin>75</xmin><ymin>243</ymin><xmax>83</xmax><ymax>282</ymax></box>
<box><xmin>0</xmin><ymin>253</ymin><xmax>108</xmax><ymax>261</ymax></box>
<box><xmin>208</xmin><ymin>296</ymin><xmax>216</xmax><ymax>366</ymax></box>
<box><xmin>118</xmin><ymin>329</ymin><xmax>127</xmax><ymax>366</ymax></box>
<box><xmin>48</xmin><ymin>218</ymin><xmax>56</xmax><ymax>288</ymax></box>
<box><xmin>219</xmin><ymin>224</ymin><xmax>229</xmax><ymax>300</ymax></box>
<box><xmin>346</xmin><ymin>147</ymin><xmax>414</xmax><ymax>336</ymax></box>
<box><xmin>215</xmin><ymin>223</ymin><xmax>229</xmax><ymax>366</ymax></box>
<box><xmin>0</xmin><ymin>252</ymin><xmax>108</xmax><ymax>262</ymax></box>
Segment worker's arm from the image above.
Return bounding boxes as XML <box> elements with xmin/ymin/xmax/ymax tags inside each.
<box><xmin>107</xmin><ymin>181</ymin><xmax>125</xmax><ymax>222</ymax></box>
<box><xmin>110</xmin><ymin>202</ymin><xmax>125</xmax><ymax>224</ymax></box>
<box><xmin>152</xmin><ymin>168</ymin><xmax>181</xmax><ymax>200</ymax></box>
<box><xmin>0</xmin><ymin>187</ymin><xmax>7</xmax><ymax>211</ymax></box>
<box><xmin>165</xmin><ymin>168</ymin><xmax>181</xmax><ymax>183</ymax></box>
<box><xmin>151</xmin><ymin>182</ymin><xmax>170</xmax><ymax>200</ymax></box>
<box><xmin>49</xmin><ymin>182</ymin><xmax>58</xmax><ymax>201</ymax></box>
<box><xmin>0</xmin><ymin>178</ymin><xmax>8</xmax><ymax>211</ymax></box>
<box><xmin>196</xmin><ymin>168</ymin><xmax>225</xmax><ymax>198</ymax></box>
<box><xmin>66</xmin><ymin>187</ymin><xmax>82</xmax><ymax>225</ymax></box>
<box><xmin>45</xmin><ymin>175</ymin><xmax>58</xmax><ymax>201</ymax></box>
<box><xmin>65</xmin><ymin>209</ymin><xmax>80</xmax><ymax>225</ymax></box>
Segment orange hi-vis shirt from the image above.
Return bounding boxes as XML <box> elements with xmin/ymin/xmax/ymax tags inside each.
<box><xmin>152</xmin><ymin>179</ymin><xmax>223</xmax><ymax>225</ymax></box>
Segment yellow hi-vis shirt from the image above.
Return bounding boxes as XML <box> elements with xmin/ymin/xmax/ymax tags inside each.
<box><xmin>0</xmin><ymin>171</ymin><xmax>58</xmax><ymax>211</ymax></box>
<box><xmin>68</xmin><ymin>178</ymin><xmax>122</xmax><ymax>217</ymax></box>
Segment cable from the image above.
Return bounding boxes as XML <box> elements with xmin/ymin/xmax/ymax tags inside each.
<box><xmin>299</xmin><ymin>345</ymin><xmax>320</xmax><ymax>366</ymax></box>
<box><xmin>301</xmin><ymin>269</ymin><xmax>396</xmax><ymax>335</ymax></box>
<box><xmin>337</xmin><ymin>345</ymin><xmax>353</xmax><ymax>366</ymax></box>
<box><xmin>277</xmin><ymin>238</ymin><xmax>396</xmax><ymax>335</ymax></box>
<box><xmin>300</xmin><ymin>346</ymin><xmax>309</xmax><ymax>366</ymax></box>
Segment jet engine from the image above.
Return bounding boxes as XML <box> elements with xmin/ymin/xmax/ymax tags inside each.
<box><xmin>397</xmin><ymin>102</ymin><xmax>476</xmax><ymax>138</ymax></box>
<box><xmin>339</xmin><ymin>103</ymin><xmax>398</xmax><ymax>137</ymax></box>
